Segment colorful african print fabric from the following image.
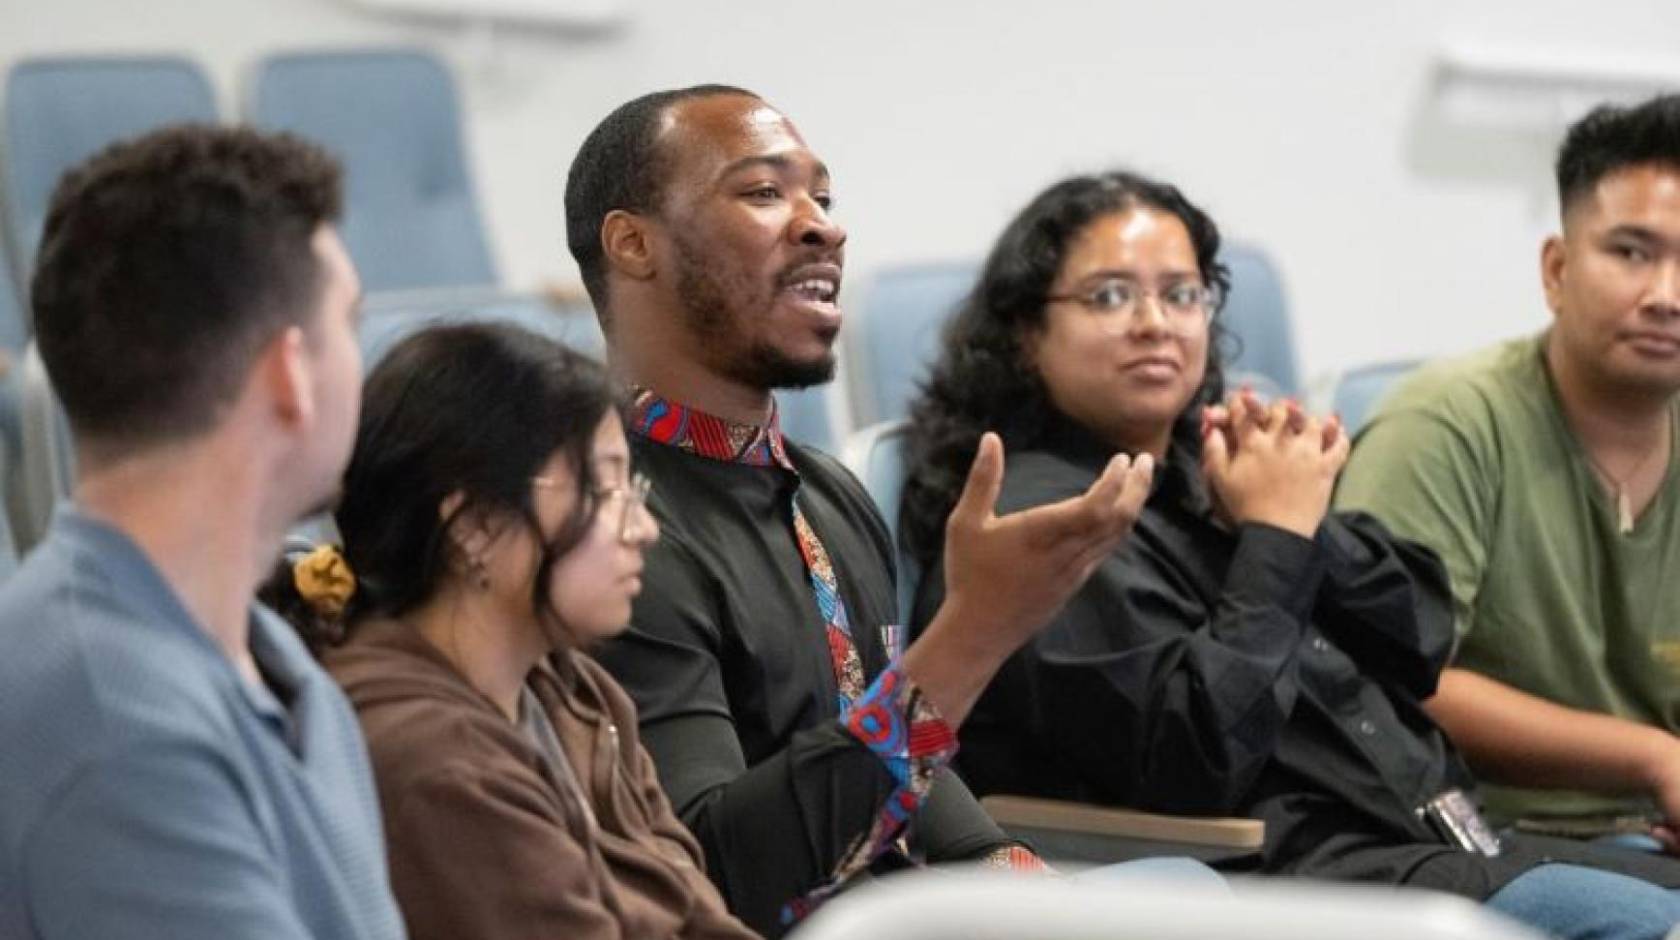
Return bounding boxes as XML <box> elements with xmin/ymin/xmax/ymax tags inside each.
<box><xmin>980</xmin><ymin>844</ymin><xmax>1050</xmax><ymax>872</ymax></box>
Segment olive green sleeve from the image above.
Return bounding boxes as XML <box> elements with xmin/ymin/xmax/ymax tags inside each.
<box><xmin>1335</xmin><ymin>410</ymin><xmax>1498</xmax><ymax>643</ymax></box>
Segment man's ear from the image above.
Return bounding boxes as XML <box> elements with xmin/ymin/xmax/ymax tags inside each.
<box><xmin>602</xmin><ymin>208</ymin><xmax>658</xmax><ymax>282</ymax></box>
<box><xmin>1541</xmin><ymin>233</ymin><xmax>1567</xmax><ymax>318</ymax></box>
<box><xmin>262</xmin><ymin>324</ymin><xmax>314</xmax><ymax>430</ymax></box>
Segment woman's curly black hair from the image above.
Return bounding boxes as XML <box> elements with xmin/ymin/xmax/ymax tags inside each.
<box><xmin>900</xmin><ymin>169</ymin><xmax>1233</xmax><ymax>568</ymax></box>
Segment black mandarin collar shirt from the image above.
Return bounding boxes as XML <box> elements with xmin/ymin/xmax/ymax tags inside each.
<box><xmin>593</xmin><ymin>431</ymin><xmax>1009</xmax><ymax>936</ymax></box>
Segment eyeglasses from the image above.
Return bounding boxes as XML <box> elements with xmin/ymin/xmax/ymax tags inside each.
<box><xmin>1044</xmin><ymin>278</ymin><xmax>1219</xmax><ymax>331</ymax></box>
<box><xmin>533</xmin><ymin>471</ymin><xmax>653</xmax><ymax>543</ymax></box>
<box><xmin>601</xmin><ymin>472</ymin><xmax>653</xmax><ymax>542</ymax></box>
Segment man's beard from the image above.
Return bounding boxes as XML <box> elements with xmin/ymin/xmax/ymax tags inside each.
<box><xmin>673</xmin><ymin>237</ymin><xmax>837</xmax><ymax>391</ymax></box>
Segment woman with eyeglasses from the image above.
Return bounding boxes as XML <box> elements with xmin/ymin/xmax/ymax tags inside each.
<box><xmin>266</xmin><ymin>322</ymin><xmax>758</xmax><ymax>940</ymax></box>
<box><xmin>898</xmin><ymin>170</ymin><xmax>1680</xmax><ymax>940</ymax></box>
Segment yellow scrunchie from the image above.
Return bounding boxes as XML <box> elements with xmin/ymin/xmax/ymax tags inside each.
<box><xmin>293</xmin><ymin>544</ymin><xmax>356</xmax><ymax>618</ymax></box>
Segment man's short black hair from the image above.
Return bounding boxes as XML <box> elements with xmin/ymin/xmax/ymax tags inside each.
<box><xmin>31</xmin><ymin>123</ymin><xmax>343</xmax><ymax>452</ymax></box>
<box><xmin>1557</xmin><ymin>93</ymin><xmax>1680</xmax><ymax>215</ymax></box>
<box><xmin>563</xmin><ymin>84</ymin><xmax>758</xmax><ymax>321</ymax></box>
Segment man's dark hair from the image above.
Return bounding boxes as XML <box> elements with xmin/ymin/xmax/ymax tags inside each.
<box><xmin>901</xmin><ymin>169</ymin><xmax>1232</xmax><ymax>567</ymax></box>
<box><xmin>563</xmin><ymin>84</ymin><xmax>758</xmax><ymax>322</ymax></box>
<box><xmin>1556</xmin><ymin>93</ymin><xmax>1680</xmax><ymax>215</ymax></box>
<box><xmin>31</xmin><ymin>123</ymin><xmax>343</xmax><ymax>451</ymax></box>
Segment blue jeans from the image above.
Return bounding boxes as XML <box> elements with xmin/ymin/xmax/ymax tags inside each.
<box><xmin>1597</xmin><ymin>833</ymin><xmax>1667</xmax><ymax>854</ymax></box>
<box><xmin>1487</xmin><ymin>863</ymin><xmax>1680</xmax><ymax>940</ymax></box>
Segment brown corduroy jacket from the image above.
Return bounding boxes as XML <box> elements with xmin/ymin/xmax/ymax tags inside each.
<box><xmin>324</xmin><ymin>619</ymin><xmax>759</xmax><ymax>940</ymax></box>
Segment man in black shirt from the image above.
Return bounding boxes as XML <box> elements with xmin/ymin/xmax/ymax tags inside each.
<box><xmin>563</xmin><ymin>85</ymin><xmax>1154</xmax><ymax>936</ymax></box>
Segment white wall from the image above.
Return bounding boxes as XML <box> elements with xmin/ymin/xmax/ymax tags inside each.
<box><xmin>4</xmin><ymin>0</ymin><xmax>1679</xmax><ymax>386</ymax></box>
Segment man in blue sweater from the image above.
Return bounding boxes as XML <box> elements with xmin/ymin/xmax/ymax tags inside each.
<box><xmin>0</xmin><ymin>125</ymin><xmax>404</xmax><ymax>940</ymax></box>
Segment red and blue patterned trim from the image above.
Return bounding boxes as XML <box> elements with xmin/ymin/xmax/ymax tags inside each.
<box><xmin>781</xmin><ymin>660</ymin><xmax>957</xmax><ymax>926</ymax></box>
<box><xmin>627</xmin><ymin>387</ymin><xmax>792</xmax><ymax>470</ymax></box>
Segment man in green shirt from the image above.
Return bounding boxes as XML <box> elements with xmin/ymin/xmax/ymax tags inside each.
<box><xmin>1337</xmin><ymin>93</ymin><xmax>1680</xmax><ymax>845</ymax></box>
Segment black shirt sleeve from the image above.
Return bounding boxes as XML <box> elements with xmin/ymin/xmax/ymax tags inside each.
<box><xmin>1021</xmin><ymin>520</ymin><xmax>1327</xmax><ymax>815</ymax></box>
<box><xmin>1310</xmin><ymin>512</ymin><xmax>1457</xmax><ymax>699</ymax></box>
<box><xmin>912</xmin><ymin>766</ymin><xmax>1013</xmax><ymax>862</ymax></box>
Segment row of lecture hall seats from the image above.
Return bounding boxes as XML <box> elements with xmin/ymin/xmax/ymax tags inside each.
<box><xmin>0</xmin><ymin>47</ymin><xmax>1425</xmax><ymax>579</ymax></box>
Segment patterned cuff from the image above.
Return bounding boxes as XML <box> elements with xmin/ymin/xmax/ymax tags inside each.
<box><xmin>779</xmin><ymin>659</ymin><xmax>957</xmax><ymax>927</ymax></box>
<box><xmin>979</xmin><ymin>843</ymin><xmax>1050</xmax><ymax>873</ymax></box>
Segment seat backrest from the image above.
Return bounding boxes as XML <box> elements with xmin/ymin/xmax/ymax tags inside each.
<box><xmin>13</xmin><ymin>341</ymin><xmax>73</xmax><ymax>557</ymax></box>
<box><xmin>849</xmin><ymin>421</ymin><xmax>909</xmax><ymax>544</ymax></box>
<box><xmin>851</xmin><ymin>262</ymin><xmax>977</xmax><ymax>425</ymax></box>
<box><xmin>775</xmin><ymin>386</ymin><xmax>839</xmax><ymax>455</ymax></box>
<box><xmin>2</xmin><ymin>55</ymin><xmax>217</xmax><ymax>349</ymax></box>
<box><xmin>0</xmin><ymin>339</ymin><xmax>23</xmax><ymax>577</ymax></box>
<box><xmin>843</xmin><ymin>420</ymin><xmax>915</xmax><ymax>620</ymax></box>
<box><xmin>0</xmin><ymin>254</ymin><xmax>25</xmax><ymax>472</ymax></box>
<box><xmin>0</xmin><ymin>244</ymin><xmax>21</xmax><ymax>355</ymax></box>
<box><xmin>1218</xmin><ymin>242</ymin><xmax>1300</xmax><ymax>397</ymax></box>
<box><xmin>1334</xmin><ymin>358</ymin><xmax>1427</xmax><ymax>436</ymax></box>
<box><xmin>358</xmin><ymin>288</ymin><xmax>604</xmax><ymax>372</ymax></box>
<box><xmin>249</xmin><ymin>49</ymin><xmax>496</xmax><ymax>293</ymax></box>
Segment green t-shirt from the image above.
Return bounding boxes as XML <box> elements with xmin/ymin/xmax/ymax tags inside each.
<box><xmin>1335</xmin><ymin>331</ymin><xmax>1680</xmax><ymax>829</ymax></box>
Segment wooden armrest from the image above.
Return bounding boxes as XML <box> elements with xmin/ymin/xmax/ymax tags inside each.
<box><xmin>980</xmin><ymin>794</ymin><xmax>1264</xmax><ymax>850</ymax></box>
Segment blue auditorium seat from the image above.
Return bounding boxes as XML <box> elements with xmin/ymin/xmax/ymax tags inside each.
<box><xmin>1218</xmin><ymin>242</ymin><xmax>1300</xmax><ymax>397</ymax></box>
<box><xmin>775</xmin><ymin>385</ymin><xmax>839</xmax><ymax>455</ymax></box>
<box><xmin>1333</xmin><ymin>358</ymin><xmax>1427</xmax><ymax>435</ymax></box>
<box><xmin>249</xmin><ymin>48</ymin><xmax>498</xmax><ymax>293</ymax></box>
<box><xmin>843</xmin><ymin>420</ymin><xmax>915</xmax><ymax>619</ymax></box>
<box><xmin>850</xmin><ymin>262</ymin><xmax>977</xmax><ymax>425</ymax></box>
<box><xmin>0</xmin><ymin>242</ymin><xmax>21</xmax><ymax>349</ymax></box>
<box><xmin>358</xmin><ymin>288</ymin><xmax>605</xmax><ymax>370</ymax></box>
<box><xmin>0</xmin><ymin>255</ymin><xmax>25</xmax><ymax>573</ymax></box>
<box><xmin>13</xmin><ymin>342</ymin><xmax>70</xmax><ymax>557</ymax></box>
<box><xmin>2</xmin><ymin>55</ymin><xmax>218</xmax><ymax>350</ymax></box>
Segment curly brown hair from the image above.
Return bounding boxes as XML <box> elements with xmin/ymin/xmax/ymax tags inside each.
<box><xmin>31</xmin><ymin>123</ymin><xmax>342</xmax><ymax>450</ymax></box>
